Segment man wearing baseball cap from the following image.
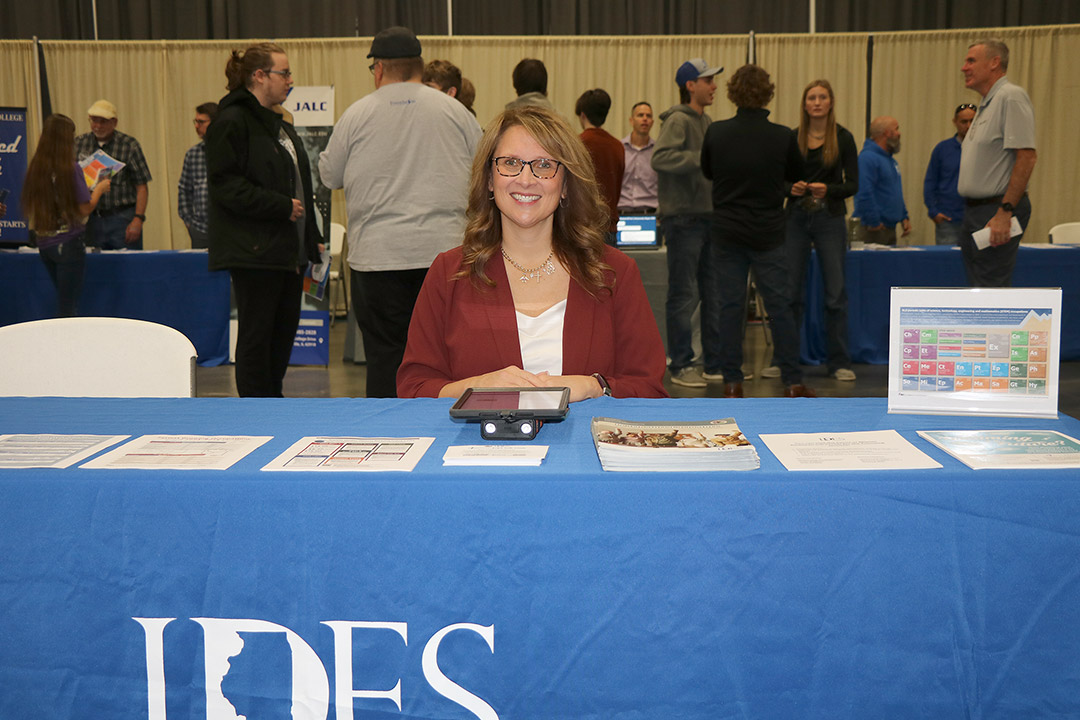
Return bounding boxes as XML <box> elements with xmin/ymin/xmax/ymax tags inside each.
<box><xmin>650</xmin><ymin>58</ymin><xmax>723</xmax><ymax>389</ymax></box>
<box><xmin>75</xmin><ymin>99</ymin><xmax>152</xmax><ymax>249</ymax></box>
<box><xmin>319</xmin><ymin>26</ymin><xmax>482</xmax><ymax>398</ymax></box>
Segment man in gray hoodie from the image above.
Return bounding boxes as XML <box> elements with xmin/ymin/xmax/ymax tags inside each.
<box><xmin>651</xmin><ymin>58</ymin><xmax>724</xmax><ymax>388</ymax></box>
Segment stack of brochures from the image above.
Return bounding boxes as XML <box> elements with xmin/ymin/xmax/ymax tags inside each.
<box><xmin>591</xmin><ymin>417</ymin><xmax>759</xmax><ymax>472</ymax></box>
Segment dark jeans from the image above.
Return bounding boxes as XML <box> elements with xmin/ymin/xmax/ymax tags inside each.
<box><xmin>702</xmin><ymin>237</ymin><xmax>803</xmax><ymax>386</ymax></box>
<box><xmin>86</xmin><ymin>206</ymin><xmax>142</xmax><ymax>250</ymax></box>
<box><xmin>661</xmin><ymin>214</ymin><xmax>710</xmax><ymax>371</ymax></box>
<box><xmin>351</xmin><ymin>267</ymin><xmax>428</xmax><ymax>398</ymax></box>
<box><xmin>188</xmin><ymin>227</ymin><xmax>209</xmax><ymax>249</ymax></box>
<box><xmin>960</xmin><ymin>196</ymin><xmax>1031</xmax><ymax>287</ymax></box>
<box><xmin>38</xmin><ymin>235</ymin><xmax>87</xmax><ymax>317</ymax></box>
<box><xmin>934</xmin><ymin>220</ymin><xmax>962</xmax><ymax>245</ymax></box>
<box><xmin>230</xmin><ymin>267</ymin><xmax>303</xmax><ymax>398</ymax></box>
<box><xmin>786</xmin><ymin>207</ymin><xmax>850</xmax><ymax>372</ymax></box>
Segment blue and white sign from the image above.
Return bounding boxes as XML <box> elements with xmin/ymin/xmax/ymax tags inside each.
<box><xmin>0</xmin><ymin>107</ymin><xmax>29</xmax><ymax>244</ymax></box>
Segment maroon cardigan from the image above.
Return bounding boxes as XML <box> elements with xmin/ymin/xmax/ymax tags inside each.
<box><xmin>397</xmin><ymin>244</ymin><xmax>668</xmax><ymax>399</ymax></box>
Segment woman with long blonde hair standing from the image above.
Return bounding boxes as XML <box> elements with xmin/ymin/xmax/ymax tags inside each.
<box><xmin>23</xmin><ymin>113</ymin><xmax>110</xmax><ymax>316</ymax></box>
<box><xmin>784</xmin><ymin>79</ymin><xmax>858</xmax><ymax>381</ymax></box>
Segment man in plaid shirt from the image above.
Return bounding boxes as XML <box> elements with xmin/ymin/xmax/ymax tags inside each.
<box><xmin>75</xmin><ymin>99</ymin><xmax>152</xmax><ymax>250</ymax></box>
<box><xmin>177</xmin><ymin>102</ymin><xmax>217</xmax><ymax>248</ymax></box>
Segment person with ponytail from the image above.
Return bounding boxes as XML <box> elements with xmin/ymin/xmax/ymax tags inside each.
<box><xmin>781</xmin><ymin>79</ymin><xmax>859</xmax><ymax>382</ymax></box>
<box><xmin>205</xmin><ymin>42</ymin><xmax>323</xmax><ymax>397</ymax></box>
<box><xmin>23</xmin><ymin>113</ymin><xmax>111</xmax><ymax>316</ymax></box>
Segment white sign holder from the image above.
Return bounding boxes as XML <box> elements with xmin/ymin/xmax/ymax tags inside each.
<box><xmin>887</xmin><ymin>287</ymin><xmax>1062</xmax><ymax>419</ymax></box>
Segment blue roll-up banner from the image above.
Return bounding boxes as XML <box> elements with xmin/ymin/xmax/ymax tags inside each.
<box><xmin>0</xmin><ymin>107</ymin><xmax>29</xmax><ymax>244</ymax></box>
<box><xmin>287</xmin><ymin>87</ymin><xmax>334</xmax><ymax>366</ymax></box>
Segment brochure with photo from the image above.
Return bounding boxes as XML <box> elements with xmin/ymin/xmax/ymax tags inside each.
<box><xmin>591</xmin><ymin>417</ymin><xmax>759</xmax><ymax>472</ymax></box>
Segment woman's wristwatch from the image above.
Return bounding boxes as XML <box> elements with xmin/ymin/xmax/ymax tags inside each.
<box><xmin>591</xmin><ymin>373</ymin><xmax>612</xmax><ymax>397</ymax></box>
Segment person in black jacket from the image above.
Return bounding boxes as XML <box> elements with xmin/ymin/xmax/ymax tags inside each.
<box><xmin>700</xmin><ymin>64</ymin><xmax>814</xmax><ymax>399</ymax></box>
<box><xmin>776</xmin><ymin>79</ymin><xmax>860</xmax><ymax>382</ymax></box>
<box><xmin>206</xmin><ymin>42</ymin><xmax>323</xmax><ymax>397</ymax></box>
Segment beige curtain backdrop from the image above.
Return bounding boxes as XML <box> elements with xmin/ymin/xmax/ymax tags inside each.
<box><xmin>2</xmin><ymin>28</ymin><xmax>1072</xmax><ymax>248</ymax></box>
<box><xmin>872</xmin><ymin>25</ymin><xmax>1079</xmax><ymax>246</ymax></box>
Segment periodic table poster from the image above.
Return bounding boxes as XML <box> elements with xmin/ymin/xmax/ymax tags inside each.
<box><xmin>887</xmin><ymin>287</ymin><xmax>1062</xmax><ymax>419</ymax></box>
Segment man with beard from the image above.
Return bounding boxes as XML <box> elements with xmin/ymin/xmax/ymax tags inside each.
<box><xmin>853</xmin><ymin>116</ymin><xmax>910</xmax><ymax>246</ymax></box>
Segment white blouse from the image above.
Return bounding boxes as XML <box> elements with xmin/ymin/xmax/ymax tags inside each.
<box><xmin>516</xmin><ymin>300</ymin><xmax>567</xmax><ymax>376</ymax></box>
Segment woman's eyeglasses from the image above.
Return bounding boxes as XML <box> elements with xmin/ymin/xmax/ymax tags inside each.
<box><xmin>494</xmin><ymin>156</ymin><xmax>562</xmax><ymax>179</ymax></box>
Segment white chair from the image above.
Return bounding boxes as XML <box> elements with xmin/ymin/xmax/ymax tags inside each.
<box><xmin>1049</xmin><ymin>222</ymin><xmax>1080</xmax><ymax>245</ymax></box>
<box><xmin>328</xmin><ymin>222</ymin><xmax>349</xmax><ymax>323</ymax></box>
<box><xmin>0</xmin><ymin>317</ymin><xmax>197</xmax><ymax>397</ymax></box>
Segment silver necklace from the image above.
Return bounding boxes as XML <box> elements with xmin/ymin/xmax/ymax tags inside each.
<box><xmin>501</xmin><ymin>248</ymin><xmax>556</xmax><ymax>283</ymax></box>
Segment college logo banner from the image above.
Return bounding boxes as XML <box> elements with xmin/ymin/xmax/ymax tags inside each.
<box><xmin>0</xmin><ymin>107</ymin><xmax>29</xmax><ymax>244</ymax></box>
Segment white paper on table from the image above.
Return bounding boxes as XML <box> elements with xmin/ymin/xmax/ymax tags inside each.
<box><xmin>262</xmin><ymin>436</ymin><xmax>434</xmax><ymax>472</ymax></box>
<box><xmin>0</xmin><ymin>434</ymin><xmax>130</xmax><ymax>469</ymax></box>
<box><xmin>758</xmin><ymin>430</ymin><xmax>942</xmax><ymax>471</ymax></box>
<box><xmin>972</xmin><ymin>216</ymin><xmax>1023</xmax><ymax>250</ymax></box>
<box><xmin>443</xmin><ymin>445</ymin><xmax>548</xmax><ymax>466</ymax></box>
<box><xmin>81</xmin><ymin>435</ymin><xmax>272</xmax><ymax>470</ymax></box>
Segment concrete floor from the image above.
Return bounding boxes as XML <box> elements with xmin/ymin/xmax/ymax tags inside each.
<box><xmin>196</xmin><ymin>318</ymin><xmax>1080</xmax><ymax>419</ymax></box>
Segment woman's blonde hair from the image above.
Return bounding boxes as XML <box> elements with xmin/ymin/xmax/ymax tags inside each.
<box><xmin>459</xmin><ymin>105</ymin><xmax>611</xmax><ymax>294</ymax></box>
<box><xmin>797</xmin><ymin>79</ymin><xmax>839</xmax><ymax>168</ymax></box>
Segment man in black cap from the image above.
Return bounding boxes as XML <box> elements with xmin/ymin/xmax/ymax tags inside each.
<box><xmin>320</xmin><ymin>26</ymin><xmax>482</xmax><ymax>398</ymax></box>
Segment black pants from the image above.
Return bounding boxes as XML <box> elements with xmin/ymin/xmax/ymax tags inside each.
<box><xmin>960</xmin><ymin>196</ymin><xmax>1032</xmax><ymax>287</ymax></box>
<box><xmin>39</xmin><ymin>235</ymin><xmax>87</xmax><ymax>317</ymax></box>
<box><xmin>230</xmin><ymin>267</ymin><xmax>303</xmax><ymax>398</ymax></box>
<box><xmin>350</xmin><ymin>267</ymin><xmax>428</xmax><ymax>398</ymax></box>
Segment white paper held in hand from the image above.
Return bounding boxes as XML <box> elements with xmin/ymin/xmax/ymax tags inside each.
<box><xmin>972</xmin><ymin>216</ymin><xmax>1022</xmax><ymax>250</ymax></box>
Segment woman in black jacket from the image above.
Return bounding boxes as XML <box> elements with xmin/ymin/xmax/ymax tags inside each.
<box><xmin>206</xmin><ymin>42</ymin><xmax>323</xmax><ymax>397</ymax></box>
<box><xmin>783</xmin><ymin>79</ymin><xmax>859</xmax><ymax>383</ymax></box>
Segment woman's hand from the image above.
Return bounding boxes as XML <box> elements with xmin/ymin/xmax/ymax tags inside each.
<box><xmin>536</xmin><ymin>373</ymin><xmax>603</xmax><ymax>402</ymax></box>
<box><xmin>807</xmin><ymin>182</ymin><xmax>827</xmax><ymax>199</ymax></box>
<box><xmin>437</xmin><ymin>366</ymin><xmax>546</xmax><ymax>399</ymax></box>
<box><xmin>790</xmin><ymin>181</ymin><xmax>808</xmax><ymax>197</ymax></box>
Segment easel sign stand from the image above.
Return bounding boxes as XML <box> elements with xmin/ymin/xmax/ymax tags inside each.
<box><xmin>887</xmin><ymin>287</ymin><xmax>1062</xmax><ymax>419</ymax></box>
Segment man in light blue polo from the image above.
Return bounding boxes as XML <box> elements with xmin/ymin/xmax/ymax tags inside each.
<box><xmin>957</xmin><ymin>38</ymin><xmax>1036</xmax><ymax>287</ymax></box>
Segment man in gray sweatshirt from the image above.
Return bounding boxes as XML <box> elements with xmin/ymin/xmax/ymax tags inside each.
<box><xmin>651</xmin><ymin>58</ymin><xmax>723</xmax><ymax>388</ymax></box>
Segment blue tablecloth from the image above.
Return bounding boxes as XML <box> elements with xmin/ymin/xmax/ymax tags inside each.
<box><xmin>2</xmin><ymin>396</ymin><xmax>1079</xmax><ymax>718</ymax></box>
<box><xmin>0</xmin><ymin>250</ymin><xmax>230</xmax><ymax>366</ymax></box>
<box><xmin>802</xmin><ymin>245</ymin><xmax>1080</xmax><ymax>364</ymax></box>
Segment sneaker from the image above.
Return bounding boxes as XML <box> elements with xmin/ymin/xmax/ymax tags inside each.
<box><xmin>670</xmin><ymin>366</ymin><xmax>707</xmax><ymax>388</ymax></box>
<box><xmin>759</xmin><ymin>365</ymin><xmax>781</xmax><ymax>378</ymax></box>
<box><xmin>832</xmin><ymin>368</ymin><xmax>857</xmax><ymax>382</ymax></box>
<box><xmin>703</xmin><ymin>370</ymin><xmax>754</xmax><ymax>381</ymax></box>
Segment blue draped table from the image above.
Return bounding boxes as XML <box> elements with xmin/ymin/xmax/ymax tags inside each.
<box><xmin>0</xmin><ymin>249</ymin><xmax>230</xmax><ymax>366</ymax></box>
<box><xmin>2</xmin><ymin>396</ymin><xmax>1079</xmax><ymax>718</ymax></box>
<box><xmin>801</xmin><ymin>245</ymin><xmax>1080</xmax><ymax>365</ymax></box>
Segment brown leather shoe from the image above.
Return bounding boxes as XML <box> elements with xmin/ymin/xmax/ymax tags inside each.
<box><xmin>723</xmin><ymin>382</ymin><xmax>744</xmax><ymax>398</ymax></box>
<box><xmin>783</xmin><ymin>383</ymin><xmax>818</xmax><ymax>398</ymax></box>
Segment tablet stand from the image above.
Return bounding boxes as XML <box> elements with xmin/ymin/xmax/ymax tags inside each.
<box><xmin>481</xmin><ymin>417</ymin><xmax>543</xmax><ymax>441</ymax></box>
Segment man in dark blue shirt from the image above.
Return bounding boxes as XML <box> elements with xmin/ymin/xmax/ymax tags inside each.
<box><xmin>923</xmin><ymin>103</ymin><xmax>975</xmax><ymax>245</ymax></box>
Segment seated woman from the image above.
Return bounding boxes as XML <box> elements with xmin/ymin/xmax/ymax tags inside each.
<box><xmin>397</xmin><ymin>105</ymin><xmax>667</xmax><ymax>401</ymax></box>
